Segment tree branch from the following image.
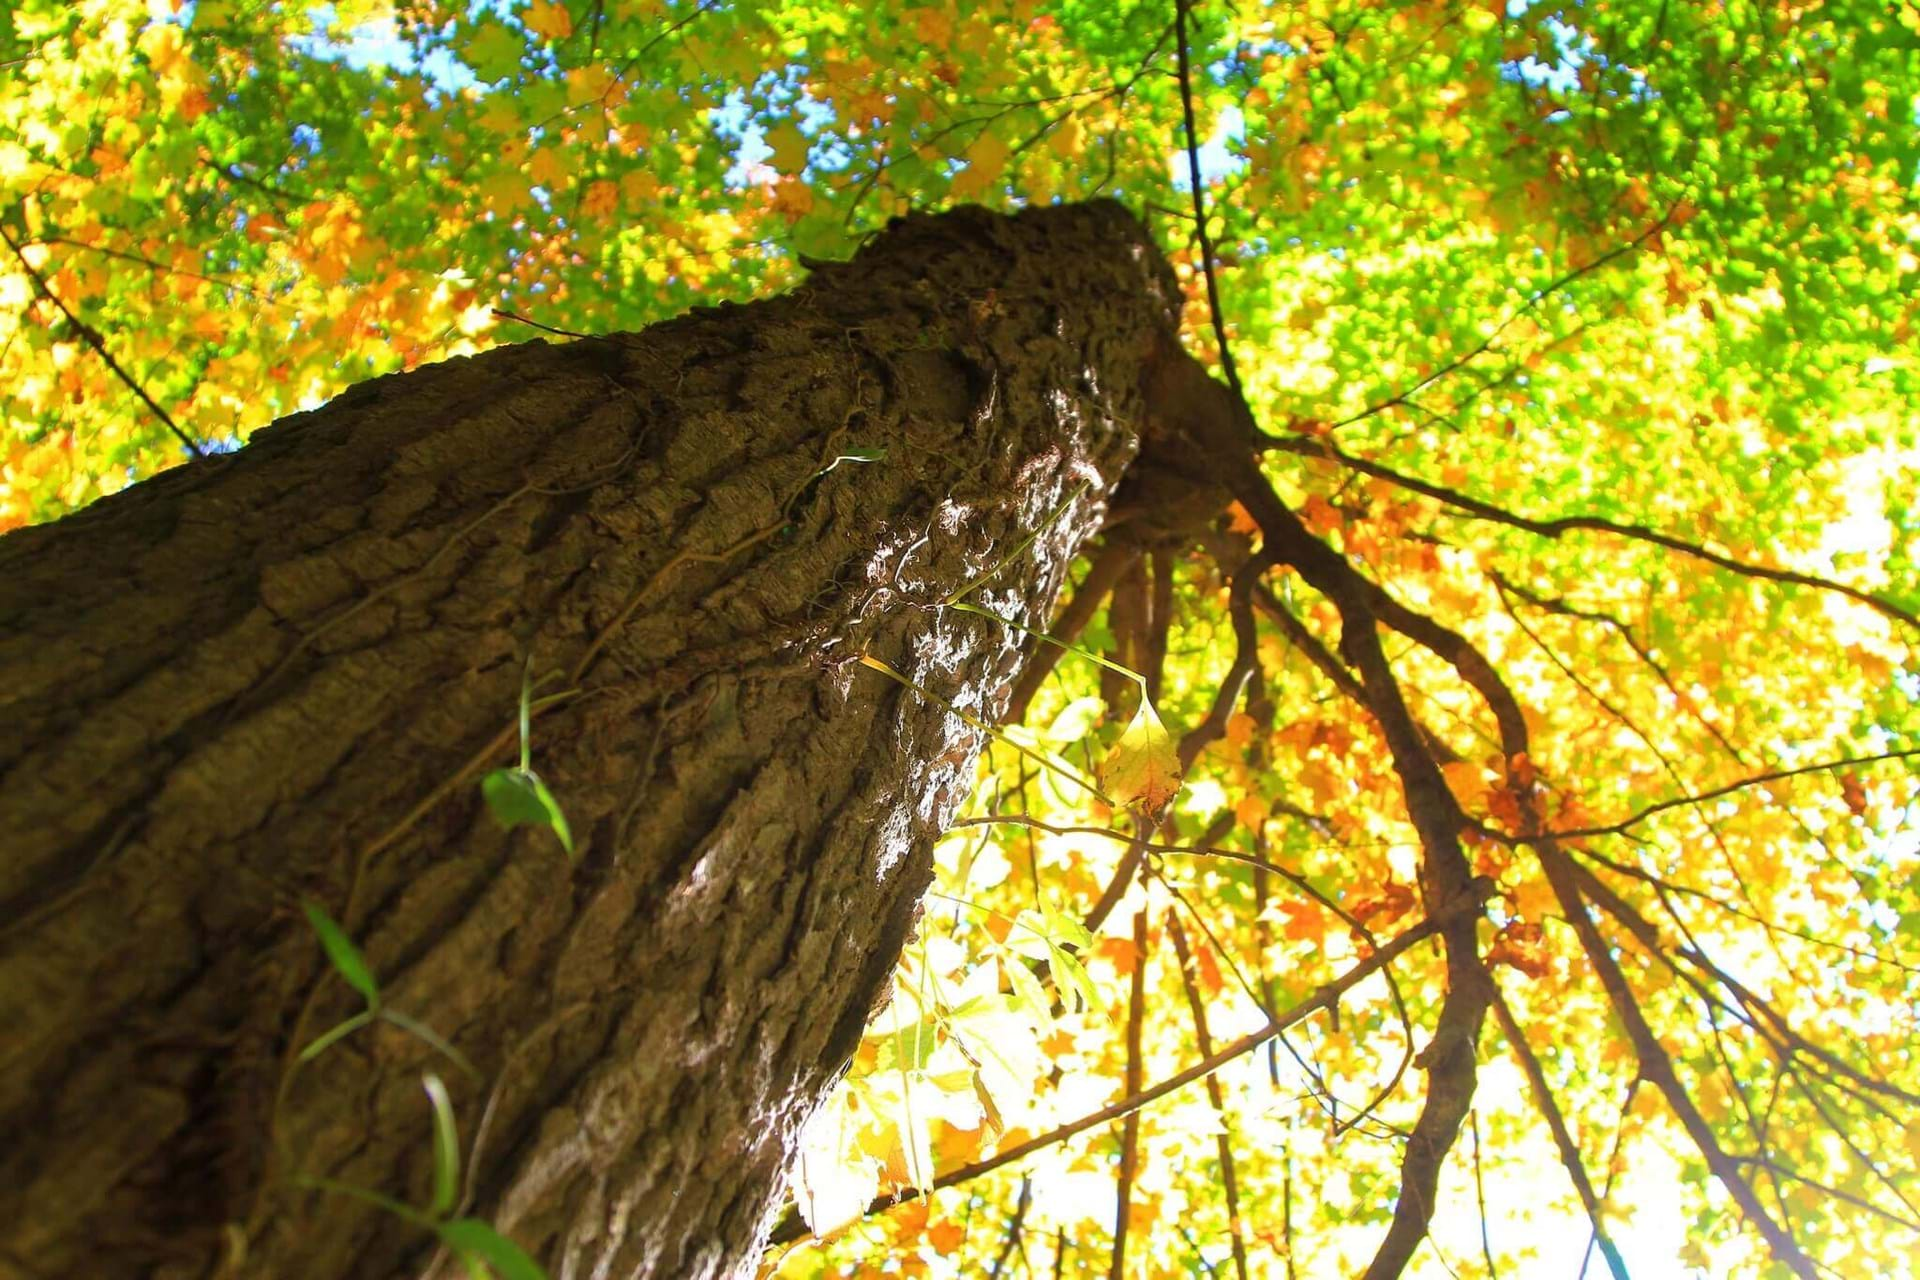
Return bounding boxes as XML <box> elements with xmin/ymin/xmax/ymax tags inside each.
<box><xmin>1167</xmin><ymin>911</ymin><xmax>1251</xmax><ymax>1280</ymax></box>
<box><xmin>1173</xmin><ymin>0</ymin><xmax>1244</xmax><ymax>404</ymax></box>
<box><xmin>764</xmin><ymin>909</ymin><xmax>1454</xmax><ymax>1245</ymax></box>
<box><xmin>1109</xmin><ymin>909</ymin><xmax>1150</xmax><ymax>1280</ymax></box>
<box><xmin>1490</xmin><ymin>986</ymin><xmax>1632</xmax><ymax>1280</ymax></box>
<box><xmin>1540</xmin><ymin>746</ymin><xmax>1920</xmax><ymax>842</ymax></box>
<box><xmin>1276</xmin><ymin>434</ymin><xmax>1920</xmax><ymax>633</ymax></box>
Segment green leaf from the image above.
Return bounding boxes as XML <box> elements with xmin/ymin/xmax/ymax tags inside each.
<box><xmin>878</xmin><ymin>1017</ymin><xmax>941</xmax><ymax>1072</ymax></box>
<box><xmin>1047</xmin><ymin>941</ymin><xmax>1103</xmax><ymax>1018</ymax></box>
<box><xmin>1002</xmin><ymin>954</ymin><xmax>1050</xmax><ymax>1021</ymax></box>
<box><xmin>381</xmin><ymin>1009</ymin><xmax>480</xmax><ymax>1081</ymax></box>
<box><xmin>303</xmin><ymin>900</ymin><xmax>380</xmax><ymax>1007</ymax></box>
<box><xmin>298</xmin><ymin>1009</ymin><xmax>376</xmax><ymax>1062</ymax></box>
<box><xmin>437</xmin><ymin>1218</ymin><xmax>547</xmax><ymax>1280</ymax></box>
<box><xmin>481</xmin><ymin>768</ymin><xmax>575</xmax><ymax>858</ymax></box>
<box><xmin>296</xmin><ymin>1174</ymin><xmax>429</xmax><ymax>1228</ymax></box>
<box><xmin>460</xmin><ymin>20</ymin><xmax>526</xmax><ymax>83</ymax></box>
<box><xmin>1041</xmin><ymin>906</ymin><xmax>1095</xmax><ymax>953</ymax></box>
<box><xmin>422</xmin><ymin>1073</ymin><xmax>460</xmax><ymax>1219</ymax></box>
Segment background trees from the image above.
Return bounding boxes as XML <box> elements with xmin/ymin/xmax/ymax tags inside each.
<box><xmin>3</xmin><ymin>1</ymin><xmax>1917</xmax><ymax>1277</ymax></box>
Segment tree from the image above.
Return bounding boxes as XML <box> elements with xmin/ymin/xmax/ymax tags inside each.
<box><xmin>0</xmin><ymin>199</ymin><xmax>1201</xmax><ymax>1277</ymax></box>
<box><xmin>3</xmin><ymin>3</ymin><xmax>1918</xmax><ymax>1280</ymax></box>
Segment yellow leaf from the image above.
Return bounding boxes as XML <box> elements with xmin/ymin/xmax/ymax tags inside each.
<box><xmin>966</xmin><ymin>130</ymin><xmax>1009</xmax><ymax>184</ymax></box>
<box><xmin>1048</xmin><ymin>114</ymin><xmax>1083</xmax><ymax>160</ymax></box>
<box><xmin>566</xmin><ymin>64</ymin><xmax>615</xmax><ymax>106</ymax></box>
<box><xmin>523</xmin><ymin>0</ymin><xmax>573</xmax><ymax>41</ymax></box>
<box><xmin>793</xmin><ymin>1090</ymin><xmax>879</xmax><ymax>1237</ymax></box>
<box><xmin>528</xmin><ymin>145</ymin><xmax>570</xmax><ymax>189</ymax></box>
<box><xmin>478</xmin><ymin>170</ymin><xmax>533</xmax><ymax>212</ymax></box>
<box><xmin>1100</xmin><ymin>698</ymin><xmax>1181</xmax><ymax>813</ymax></box>
<box><xmin>619</xmin><ymin>168</ymin><xmax>660</xmax><ymax>203</ymax></box>
<box><xmin>764</xmin><ymin>121</ymin><xmax>809</xmax><ymax>174</ymax></box>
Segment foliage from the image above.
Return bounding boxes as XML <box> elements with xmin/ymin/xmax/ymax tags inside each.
<box><xmin>5</xmin><ymin>1</ymin><xmax>1919</xmax><ymax>1278</ymax></box>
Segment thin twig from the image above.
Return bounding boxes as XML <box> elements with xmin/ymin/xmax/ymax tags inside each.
<box><xmin>764</xmin><ymin>909</ymin><xmax>1454</xmax><ymax>1244</ymax></box>
<box><xmin>1323</xmin><ymin>208</ymin><xmax>1675</xmax><ymax>431</ymax></box>
<box><xmin>1537</xmin><ymin>746</ymin><xmax>1920</xmax><ymax>843</ymax></box>
<box><xmin>1491</xmin><ymin>987</ymin><xmax>1631</xmax><ymax>1280</ymax></box>
<box><xmin>1275</xmin><ymin>435</ymin><xmax>1920</xmax><ymax>632</ymax></box>
<box><xmin>1168</xmin><ymin>911</ymin><xmax>1251</xmax><ymax>1280</ymax></box>
<box><xmin>1</xmin><ymin>223</ymin><xmax>204</xmax><ymax>457</ymax></box>
<box><xmin>1174</xmin><ymin>0</ymin><xmax>1244</xmax><ymax>402</ymax></box>
<box><xmin>492</xmin><ymin>307</ymin><xmax>595</xmax><ymax>340</ymax></box>
<box><xmin>1471</xmin><ymin>1109</ymin><xmax>1499</xmax><ymax>1279</ymax></box>
<box><xmin>1109</xmin><ymin>909</ymin><xmax>1149</xmax><ymax>1280</ymax></box>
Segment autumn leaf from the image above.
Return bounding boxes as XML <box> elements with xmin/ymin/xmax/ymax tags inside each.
<box><xmin>764</xmin><ymin>122</ymin><xmax>810</xmax><ymax>174</ymax></box>
<box><xmin>9</xmin><ymin>4</ymin><xmax>1920</xmax><ymax>1275</ymax></box>
<box><xmin>522</xmin><ymin>0</ymin><xmax>573</xmax><ymax>41</ymax></box>
<box><xmin>1099</xmin><ymin>698</ymin><xmax>1181</xmax><ymax>814</ymax></box>
<box><xmin>925</xmin><ymin>1219</ymin><xmax>966</xmax><ymax>1255</ymax></box>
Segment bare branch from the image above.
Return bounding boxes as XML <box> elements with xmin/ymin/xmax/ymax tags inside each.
<box><xmin>1276</xmin><ymin>434</ymin><xmax>1920</xmax><ymax>633</ymax></box>
<box><xmin>1109</xmin><ymin>909</ymin><xmax>1150</xmax><ymax>1280</ymax></box>
<box><xmin>1490</xmin><ymin>987</ymin><xmax>1632</xmax><ymax>1280</ymax></box>
<box><xmin>1167</xmin><ymin>911</ymin><xmax>1251</xmax><ymax>1280</ymax></box>
<box><xmin>765</xmin><ymin>910</ymin><xmax>1454</xmax><ymax>1245</ymax></box>
<box><xmin>1173</xmin><ymin>0</ymin><xmax>1245</xmax><ymax>403</ymax></box>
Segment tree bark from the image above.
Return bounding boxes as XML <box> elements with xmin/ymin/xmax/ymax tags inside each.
<box><xmin>0</xmin><ymin>202</ymin><xmax>1187</xmax><ymax>1279</ymax></box>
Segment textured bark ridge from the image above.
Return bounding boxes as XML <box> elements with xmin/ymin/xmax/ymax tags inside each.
<box><xmin>0</xmin><ymin>202</ymin><xmax>1183</xmax><ymax>1278</ymax></box>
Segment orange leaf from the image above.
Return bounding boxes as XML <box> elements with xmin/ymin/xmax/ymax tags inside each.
<box><xmin>926</xmin><ymin>1220</ymin><xmax>966</xmax><ymax>1255</ymax></box>
<box><xmin>1193</xmin><ymin>939</ymin><xmax>1223</xmax><ymax>996</ymax></box>
<box><xmin>1840</xmin><ymin>773</ymin><xmax>1868</xmax><ymax>817</ymax></box>
<box><xmin>891</xmin><ymin>1199</ymin><xmax>930</xmax><ymax>1237</ymax></box>
<box><xmin>1226</xmin><ymin>712</ymin><xmax>1258</xmax><ymax>749</ymax></box>
<box><xmin>1278</xmin><ymin>900</ymin><xmax>1326</xmax><ymax>944</ymax></box>
<box><xmin>1234</xmin><ymin>793</ymin><xmax>1267</xmax><ymax>831</ymax></box>
<box><xmin>1097</xmin><ymin>935</ymin><xmax>1139</xmax><ymax>976</ymax></box>
<box><xmin>1300</xmin><ymin>494</ymin><xmax>1342</xmax><ymax>535</ymax></box>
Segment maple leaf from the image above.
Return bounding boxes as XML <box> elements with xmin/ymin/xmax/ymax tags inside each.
<box><xmin>522</xmin><ymin>0</ymin><xmax>573</xmax><ymax>41</ymax></box>
<box><xmin>1099</xmin><ymin>698</ymin><xmax>1181</xmax><ymax>814</ymax></box>
<box><xmin>9</xmin><ymin>5</ymin><xmax>1920</xmax><ymax>1275</ymax></box>
<box><xmin>461</xmin><ymin>20</ymin><xmax>525</xmax><ymax>82</ymax></box>
<box><xmin>764</xmin><ymin>121</ymin><xmax>810</xmax><ymax>174</ymax></box>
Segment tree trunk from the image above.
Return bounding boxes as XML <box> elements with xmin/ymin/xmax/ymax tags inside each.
<box><xmin>0</xmin><ymin>202</ymin><xmax>1187</xmax><ymax>1279</ymax></box>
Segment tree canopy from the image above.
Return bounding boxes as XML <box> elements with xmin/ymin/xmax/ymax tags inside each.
<box><xmin>3</xmin><ymin>1</ymin><xmax>1918</xmax><ymax>1277</ymax></box>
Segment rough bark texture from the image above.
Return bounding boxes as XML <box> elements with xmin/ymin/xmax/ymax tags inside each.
<box><xmin>0</xmin><ymin>202</ymin><xmax>1185</xmax><ymax>1279</ymax></box>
